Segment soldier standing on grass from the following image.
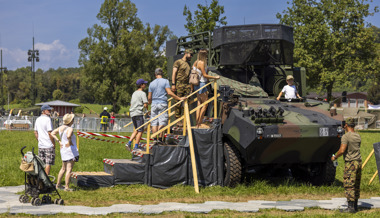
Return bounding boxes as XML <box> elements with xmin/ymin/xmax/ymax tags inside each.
<box><xmin>171</xmin><ymin>49</ymin><xmax>193</xmax><ymax>127</ymax></box>
<box><xmin>331</xmin><ymin>117</ymin><xmax>362</xmax><ymax>213</ymax></box>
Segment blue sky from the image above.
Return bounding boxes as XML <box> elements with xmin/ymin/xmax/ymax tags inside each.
<box><xmin>0</xmin><ymin>0</ymin><xmax>379</xmax><ymax>70</ymax></box>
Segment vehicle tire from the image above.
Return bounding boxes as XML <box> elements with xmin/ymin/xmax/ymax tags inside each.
<box><xmin>310</xmin><ymin>160</ymin><xmax>336</xmax><ymax>186</ymax></box>
<box><xmin>34</xmin><ymin>198</ymin><xmax>42</xmax><ymax>206</ymax></box>
<box><xmin>223</xmin><ymin>141</ymin><xmax>242</xmax><ymax>187</ymax></box>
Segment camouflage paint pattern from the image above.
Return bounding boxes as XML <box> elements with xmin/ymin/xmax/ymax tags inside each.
<box><xmin>175</xmin><ymin>81</ymin><xmax>191</xmax><ymax>118</ymax></box>
<box><xmin>344</xmin><ymin>160</ymin><xmax>362</xmax><ymax>201</ymax></box>
<box><xmin>222</xmin><ymin>98</ymin><xmax>343</xmax><ymax>166</ymax></box>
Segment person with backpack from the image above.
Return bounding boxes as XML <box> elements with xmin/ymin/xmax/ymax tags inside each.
<box><xmin>191</xmin><ymin>49</ymin><xmax>219</xmax><ymax>128</ymax></box>
<box><xmin>99</xmin><ymin>107</ymin><xmax>110</xmax><ymax>132</ymax></box>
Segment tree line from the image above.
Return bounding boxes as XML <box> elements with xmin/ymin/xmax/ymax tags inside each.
<box><xmin>1</xmin><ymin>0</ymin><xmax>380</xmax><ymax>111</ymax></box>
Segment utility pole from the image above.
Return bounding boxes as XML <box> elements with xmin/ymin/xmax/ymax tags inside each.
<box><xmin>0</xmin><ymin>49</ymin><xmax>8</xmax><ymax>111</ymax></box>
<box><xmin>28</xmin><ymin>37</ymin><xmax>39</xmax><ymax>105</ymax></box>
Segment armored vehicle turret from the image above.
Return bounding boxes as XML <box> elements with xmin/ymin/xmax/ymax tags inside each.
<box><xmin>166</xmin><ymin>24</ymin><xmax>343</xmax><ymax>186</ymax></box>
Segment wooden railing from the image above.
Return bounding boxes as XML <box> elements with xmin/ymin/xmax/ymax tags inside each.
<box><xmin>123</xmin><ymin>80</ymin><xmax>219</xmax><ymax>193</ymax></box>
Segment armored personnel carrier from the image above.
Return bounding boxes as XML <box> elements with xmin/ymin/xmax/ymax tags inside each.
<box><xmin>166</xmin><ymin>24</ymin><xmax>343</xmax><ymax>186</ymax></box>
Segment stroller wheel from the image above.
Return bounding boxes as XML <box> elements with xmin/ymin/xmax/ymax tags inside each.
<box><xmin>19</xmin><ymin>195</ymin><xmax>24</xmax><ymax>203</ymax></box>
<box><xmin>54</xmin><ymin>198</ymin><xmax>59</xmax><ymax>204</ymax></box>
<box><xmin>31</xmin><ymin>197</ymin><xmax>36</xmax><ymax>205</ymax></box>
<box><xmin>22</xmin><ymin>195</ymin><xmax>29</xmax><ymax>203</ymax></box>
<box><xmin>58</xmin><ymin>199</ymin><xmax>64</xmax><ymax>205</ymax></box>
<box><xmin>34</xmin><ymin>198</ymin><xmax>42</xmax><ymax>206</ymax></box>
<box><xmin>41</xmin><ymin>195</ymin><xmax>46</xmax><ymax>203</ymax></box>
<box><xmin>47</xmin><ymin>196</ymin><xmax>52</xmax><ymax>204</ymax></box>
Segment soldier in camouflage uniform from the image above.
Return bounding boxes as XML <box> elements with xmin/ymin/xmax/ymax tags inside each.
<box><xmin>331</xmin><ymin>117</ymin><xmax>362</xmax><ymax>213</ymax></box>
<box><xmin>171</xmin><ymin>49</ymin><xmax>193</xmax><ymax>121</ymax></box>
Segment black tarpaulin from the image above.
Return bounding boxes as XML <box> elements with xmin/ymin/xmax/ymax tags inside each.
<box><xmin>373</xmin><ymin>142</ymin><xmax>380</xmax><ymax>183</ymax></box>
<box><xmin>150</xmin><ymin>145</ymin><xmax>189</xmax><ymax>188</ymax></box>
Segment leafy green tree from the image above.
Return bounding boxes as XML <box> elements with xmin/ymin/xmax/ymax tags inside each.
<box><xmin>183</xmin><ymin>0</ymin><xmax>227</xmax><ymax>34</ymax></box>
<box><xmin>368</xmin><ymin>84</ymin><xmax>380</xmax><ymax>105</ymax></box>
<box><xmin>277</xmin><ymin>0</ymin><xmax>379</xmax><ymax>100</ymax></box>
<box><xmin>78</xmin><ymin>0</ymin><xmax>172</xmax><ymax>112</ymax></box>
<box><xmin>52</xmin><ymin>89</ymin><xmax>63</xmax><ymax>100</ymax></box>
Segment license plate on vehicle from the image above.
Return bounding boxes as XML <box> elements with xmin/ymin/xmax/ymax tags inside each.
<box><xmin>319</xmin><ymin>127</ymin><xmax>329</xmax><ymax>137</ymax></box>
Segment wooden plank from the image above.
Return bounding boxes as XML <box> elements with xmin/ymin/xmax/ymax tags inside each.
<box><xmin>369</xmin><ymin>170</ymin><xmax>378</xmax><ymax>185</ymax></box>
<box><xmin>362</xmin><ymin>149</ymin><xmax>374</xmax><ymax>169</ymax></box>
<box><xmin>185</xmin><ymin>100</ymin><xmax>199</xmax><ymax>193</ymax></box>
<box><xmin>213</xmin><ymin>81</ymin><xmax>217</xmax><ymax>119</ymax></box>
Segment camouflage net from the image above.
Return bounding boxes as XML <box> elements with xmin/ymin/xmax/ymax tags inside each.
<box><xmin>209</xmin><ymin>71</ymin><xmax>268</xmax><ymax>97</ymax></box>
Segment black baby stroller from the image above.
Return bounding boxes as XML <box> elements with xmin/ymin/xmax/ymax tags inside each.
<box><xmin>19</xmin><ymin>146</ymin><xmax>63</xmax><ymax>206</ymax></box>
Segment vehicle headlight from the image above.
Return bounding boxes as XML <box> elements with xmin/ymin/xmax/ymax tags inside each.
<box><xmin>337</xmin><ymin>126</ymin><xmax>343</xmax><ymax>134</ymax></box>
<box><xmin>256</xmin><ymin>127</ymin><xmax>263</xmax><ymax>135</ymax></box>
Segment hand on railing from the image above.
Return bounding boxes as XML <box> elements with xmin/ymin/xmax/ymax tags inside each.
<box><xmin>179</xmin><ymin>97</ymin><xmax>187</xmax><ymax>101</ymax></box>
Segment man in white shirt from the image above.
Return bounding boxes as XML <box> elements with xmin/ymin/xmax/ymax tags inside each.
<box><xmin>34</xmin><ymin>104</ymin><xmax>56</xmax><ymax>175</ymax></box>
<box><xmin>276</xmin><ymin>75</ymin><xmax>302</xmax><ymax>100</ymax></box>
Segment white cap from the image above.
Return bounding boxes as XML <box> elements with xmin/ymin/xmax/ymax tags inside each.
<box><xmin>104</xmin><ymin>107</ymin><xmax>108</xmax><ymax>110</ymax></box>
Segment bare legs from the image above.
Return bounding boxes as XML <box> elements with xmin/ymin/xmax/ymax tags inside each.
<box><xmin>45</xmin><ymin>165</ymin><xmax>51</xmax><ymax>175</ymax></box>
<box><xmin>196</xmin><ymin>92</ymin><xmax>208</xmax><ymax>128</ymax></box>
<box><xmin>56</xmin><ymin>161</ymin><xmax>75</xmax><ymax>190</ymax></box>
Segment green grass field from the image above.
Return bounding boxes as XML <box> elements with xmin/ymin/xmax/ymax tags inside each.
<box><xmin>1</xmin><ymin>131</ymin><xmax>380</xmax><ymax>216</ymax></box>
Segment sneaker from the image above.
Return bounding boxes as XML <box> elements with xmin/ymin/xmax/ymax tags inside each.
<box><xmin>125</xmin><ymin>143</ymin><xmax>131</xmax><ymax>151</ymax></box>
<box><xmin>133</xmin><ymin>144</ymin><xmax>140</xmax><ymax>150</ymax></box>
<box><xmin>56</xmin><ymin>185</ymin><xmax>65</xmax><ymax>190</ymax></box>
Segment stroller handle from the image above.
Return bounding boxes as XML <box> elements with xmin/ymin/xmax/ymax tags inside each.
<box><xmin>21</xmin><ymin>146</ymin><xmax>26</xmax><ymax>156</ymax></box>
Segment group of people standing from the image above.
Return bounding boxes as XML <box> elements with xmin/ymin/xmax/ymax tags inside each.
<box><xmin>126</xmin><ymin>49</ymin><xmax>219</xmax><ymax>151</ymax></box>
<box><xmin>34</xmin><ymin>104</ymin><xmax>79</xmax><ymax>192</ymax></box>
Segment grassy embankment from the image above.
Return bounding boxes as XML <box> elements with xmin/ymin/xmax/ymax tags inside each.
<box><xmin>1</xmin><ymin>131</ymin><xmax>380</xmax><ymax>216</ymax></box>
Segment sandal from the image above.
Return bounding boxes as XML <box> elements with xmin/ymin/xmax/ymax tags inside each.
<box><xmin>56</xmin><ymin>185</ymin><xmax>65</xmax><ymax>190</ymax></box>
<box><xmin>64</xmin><ymin>188</ymin><xmax>73</xmax><ymax>192</ymax></box>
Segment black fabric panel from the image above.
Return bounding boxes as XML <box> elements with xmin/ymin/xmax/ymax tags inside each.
<box><xmin>113</xmin><ymin>157</ymin><xmax>149</xmax><ymax>185</ymax></box>
<box><xmin>75</xmin><ymin>175</ymin><xmax>114</xmax><ymax>188</ymax></box>
<box><xmin>151</xmin><ymin>145</ymin><xmax>189</xmax><ymax>189</ymax></box>
<box><xmin>373</xmin><ymin>142</ymin><xmax>380</xmax><ymax>183</ymax></box>
<box><xmin>188</xmin><ymin>120</ymin><xmax>224</xmax><ymax>186</ymax></box>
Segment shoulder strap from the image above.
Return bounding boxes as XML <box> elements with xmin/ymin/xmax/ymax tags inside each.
<box><xmin>59</xmin><ymin>126</ymin><xmax>70</xmax><ymax>139</ymax></box>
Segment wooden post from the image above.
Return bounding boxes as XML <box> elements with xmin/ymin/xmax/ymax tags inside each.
<box><xmin>369</xmin><ymin>170</ymin><xmax>378</xmax><ymax>185</ymax></box>
<box><xmin>76</xmin><ymin>130</ymin><xmax>79</xmax><ymax>151</ymax></box>
<box><xmin>133</xmin><ymin>126</ymin><xmax>136</xmax><ymax>146</ymax></box>
<box><xmin>184</xmin><ymin>100</ymin><xmax>199</xmax><ymax>193</ymax></box>
<box><xmin>213</xmin><ymin>81</ymin><xmax>217</xmax><ymax>119</ymax></box>
<box><xmin>146</xmin><ymin>123</ymin><xmax>151</xmax><ymax>154</ymax></box>
<box><xmin>167</xmin><ymin>100</ymin><xmax>172</xmax><ymax>135</ymax></box>
<box><xmin>182</xmin><ymin>111</ymin><xmax>187</xmax><ymax>136</ymax></box>
<box><xmin>362</xmin><ymin>149</ymin><xmax>374</xmax><ymax>169</ymax></box>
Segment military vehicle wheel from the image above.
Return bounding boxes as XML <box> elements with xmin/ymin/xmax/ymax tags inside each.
<box><xmin>291</xmin><ymin>160</ymin><xmax>336</xmax><ymax>186</ymax></box>
<box><xmin>223</xmin><ymin>141</ymin><xmax>242</xmax><ymax>186</ymax></box>
<box><xmin>310</xmin><ymin>160</ymin><xmax>336</xmax><ymax>186</ymax></box>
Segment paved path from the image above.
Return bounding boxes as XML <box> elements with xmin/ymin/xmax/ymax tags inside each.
<box><xmin>2</xmin><ymin>186</ymin><xmax>380</xmax><ymax>215</ymax></box>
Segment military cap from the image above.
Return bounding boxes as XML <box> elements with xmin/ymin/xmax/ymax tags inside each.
<box><xmin>185</xmin><ymin>49</ymin><xmax>193</xmax><ymax>54</ymax></box>
<box><xmin>345</xmin><ymin>117</ymin><xmax>355</xmax><ymax>125</ymax></box>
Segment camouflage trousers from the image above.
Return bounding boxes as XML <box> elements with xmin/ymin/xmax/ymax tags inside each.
<box><xmin>343</xmin><ymin>160</ymin><xmax>362</xmax><ymax>201</ymax></box>
<box><xmin>175</xmin><ymin>82</ymin><xmax>191</xmax><ymax>119</ymax></box>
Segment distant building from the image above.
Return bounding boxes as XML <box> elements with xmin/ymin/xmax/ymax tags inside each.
<box><xmin>35</xmin><ymin>100</ymin><xmax>80</xmax><ymax>116</ymax></box>
<box><xmin>307</xmin><ymin>92</ymin><xmax>368</xmax><ymax>108</ymax></box>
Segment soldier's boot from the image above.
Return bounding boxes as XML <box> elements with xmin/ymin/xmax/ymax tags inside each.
<box><xmin>354</xmin><ymin>200</ymin><xmax>358</xmax><ymax>212</ymax></box>
<box><xmin>340</xmin><ymin>201</ymin><xmax>356</xmax><ymax>213</ymax></box>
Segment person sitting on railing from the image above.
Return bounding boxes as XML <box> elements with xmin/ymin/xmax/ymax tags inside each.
<box><xmin>192</xmin><ymin>49</ymin><xmax>219</xmax><ymax>128</ymax></box>
<box><xmin>126</xmin><ymin>79</ymin><xmax>149</xmax><ymax>151</ymax></box>
<box><xmin>148</xmin><ymin>68</ymin><xmax>186</xmax><ymax>143</ymax></box>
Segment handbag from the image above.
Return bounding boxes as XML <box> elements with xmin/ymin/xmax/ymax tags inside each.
<box><xmin>189</xmin><ymin>62</ymin><xmax>200</xmax><ymax>86</ymax></box>
<box><xmin>20</xmin><ymin>160</ymin><xmax>34</xmax><ymax>172</ymax></box>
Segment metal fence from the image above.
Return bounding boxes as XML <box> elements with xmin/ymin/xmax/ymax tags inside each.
<box><xmin>0</xmin><ymin>116</ymin><xmax>134</xmax><ymax>133</ymax></box>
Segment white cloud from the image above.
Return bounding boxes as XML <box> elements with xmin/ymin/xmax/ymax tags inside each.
<box><xmin>0</xmin><ymin>40</ymin><xmax>79</xmax><ymax>70</ymax></box>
